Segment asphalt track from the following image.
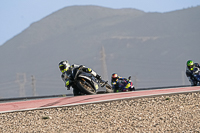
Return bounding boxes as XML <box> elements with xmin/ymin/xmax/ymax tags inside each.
<box><xmin>0</xmin><ymin>86</ymin><xmax>200</xmax><ymax>113</ymax></box>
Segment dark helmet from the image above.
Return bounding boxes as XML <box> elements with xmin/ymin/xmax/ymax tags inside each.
<box><xmin>58</xmin><ymin>60</ymin><xmax>70</xmax><ymax>73</ymax></box>
<box><xmin>111</xmin><ymin>73</ymin><xmax>119</xmax><ymax>82</ymax></box>
<box><xmin>187</xmin><ymin>60</ymin><xmax>194</xmax><ymax>70</ymax></box>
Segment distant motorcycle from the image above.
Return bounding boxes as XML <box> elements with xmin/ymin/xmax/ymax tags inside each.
<box><xmin>114</xmin><ymin>76</ymin><xmax>135</xmax><ymax>92</ymax></box>
<box><xmin>192</xmin><ymin>67</ymin><xmax>200</xmax><ymax>86</ymax></box>
<box><xmin>71</xmin><ymin>66</ymin><xmax>113</xmax><ymax>96</ymax></box>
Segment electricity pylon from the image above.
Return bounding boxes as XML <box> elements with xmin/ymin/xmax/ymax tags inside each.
<box><xmin>31</xmin><ymin>75</ymin><xmax>36</xmax><ymax>96</ymax></box>
<box><xmin>16</xmin><ymin>73</ymin><xmax>26</xmax><ymax>97</ymax></box>
<box><xmin>101</xmin><ymin>46</ymin><xmax>108</xmax><ymax>81</ymax></box>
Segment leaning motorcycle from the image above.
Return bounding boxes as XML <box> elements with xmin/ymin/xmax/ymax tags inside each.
<box><xmin>192</xmin><ymin>67</ymin><xmax>200</xmax><ymax>86</ymax></box>
<box><xmin>114</xmin><ymin>76</ymin><xmax>135</xmax><ymax>92</ymax></box>
<box><xmin>71</xmin><ymin>67</ymin><xmax>113</xmax><ymax>95</ymax></box>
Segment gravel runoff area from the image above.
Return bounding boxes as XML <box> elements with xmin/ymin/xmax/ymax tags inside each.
<box><xmin>0</xmin><ymin>92</ymin><xmax>200</xmax><ymax>133</ymax></box>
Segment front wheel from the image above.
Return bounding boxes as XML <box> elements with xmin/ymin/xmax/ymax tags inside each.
<box><xmin>76</xmin><ymin>78</ymin><xmax>96</xmax><ymax>94</ymax></box>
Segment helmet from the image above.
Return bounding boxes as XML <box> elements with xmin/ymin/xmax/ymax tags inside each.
<box><xmin>59</xmin><ymin>60</ymin><xmax>70</xmax><ymax>73</ymax></box>
<box><xmin>111</xmin><ymin>73</ymin><xmax>119</xmax><ymax>82</ymax></box>
<box><xmin>187</xmin><ymin>60</ymin><xmax>194</xmax><ymax>70</ymax></box>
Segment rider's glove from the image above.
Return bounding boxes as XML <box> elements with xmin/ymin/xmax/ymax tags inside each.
<box><xmin>96</xmin><ymin>74</ymin><xmax>101</xmax><ymax>80</ymax></box>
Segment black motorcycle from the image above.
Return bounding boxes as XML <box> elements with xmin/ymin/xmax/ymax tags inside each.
<box><xmin>192</xmin><ymin>67</ymin><xmax>200</xmax><ymax>86</ymax></box>
<box><xmin>70</xmin><ymin>67</ymin><xmax>113</xmax><ymax>96</ymax></box>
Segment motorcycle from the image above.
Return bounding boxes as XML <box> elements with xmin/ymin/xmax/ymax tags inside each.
<box><xmin>192</xmin><ymin>67</ymin><xmax>200</xmax><ymax>86</ymax></box>
<box><xmin>114</xmin><ymin>76</ymin><xmax>135</xmax><ymax>92</ymax></box>
<box><xmin>71</xmin><ymin>66</ymin><xmax>113</xmax><ymax>96</ymax></box>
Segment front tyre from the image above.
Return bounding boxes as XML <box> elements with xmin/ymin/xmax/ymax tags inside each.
<box><xmin>76</xmin><ymin>78</ymin><xmax>96</xmax><ymax>94</ymax></box>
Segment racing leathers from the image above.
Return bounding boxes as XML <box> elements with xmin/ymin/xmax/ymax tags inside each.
<box><xmin>61</xmin><ymin>64</ymin><xmax>101</xmax><ymax>95</ymax></box>
<box><xmin>186</xmin><ymin>63</ymin><xmax>200</xmax><ymax>86</ymax></box>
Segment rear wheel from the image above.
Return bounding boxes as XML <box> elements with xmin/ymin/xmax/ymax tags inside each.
<box><xmin>76</xmin><ymin>78</ymin><xmax>96</xmax><ymax>94</ymax></box>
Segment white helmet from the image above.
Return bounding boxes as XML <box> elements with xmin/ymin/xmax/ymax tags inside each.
<box><xmin>58</xmin><ymin>60</ymin><xmax>70</xmax><ymax>73</ymax></box>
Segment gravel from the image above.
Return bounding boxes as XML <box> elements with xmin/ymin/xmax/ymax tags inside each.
<box><xmin>0</xmin><ymin>92</ymin><xmax>200</xmax><ymax>132</ymax></box>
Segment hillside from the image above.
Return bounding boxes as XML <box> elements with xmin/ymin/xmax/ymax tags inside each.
<box><xmin>0</xmin><ymin>6</ymin><xmax>200</xmax><ymax>98</ymax></box>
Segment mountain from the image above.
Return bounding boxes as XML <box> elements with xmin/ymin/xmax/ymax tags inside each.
<box><xmin>0</xmin><ymin>5</ymin><xmax>200</xmax><ymax>98</ymax></box>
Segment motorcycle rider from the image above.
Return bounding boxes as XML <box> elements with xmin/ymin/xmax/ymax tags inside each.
<box><xmin>111</xmin><ymin>73</ymin><xmax>135</xmax><ymax>92</ymax></box>
<box><xmin>186</xmin><ymin>60</ymin><xmax>200</xmax><ymax>86</ymax></box>
<box><xmin>58</xmin><ymin>60</ymin><xmax>102</xmax><ymax>95</ymax></box>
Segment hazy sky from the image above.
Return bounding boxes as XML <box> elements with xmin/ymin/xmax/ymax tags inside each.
<box><xmin>1</xmin><ymin>0</ymin><xmax>200</xmax><ymax>46</ymax></box>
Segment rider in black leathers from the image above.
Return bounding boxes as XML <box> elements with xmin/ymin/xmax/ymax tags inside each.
<box><xmin>186</xmin><ymin>60</ymin><xmax>200</xmax><ymax>86</ymax></box>
<box><xmin>58</xmin><ymin>60</ymin><xmax>101</xmax><ymax>95</ymax></box>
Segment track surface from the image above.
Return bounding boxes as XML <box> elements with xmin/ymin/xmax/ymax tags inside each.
<box><xmin>0</xmin><ymin>86</ymin><xmax>200</xmax><ymax>113</ymax></box>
